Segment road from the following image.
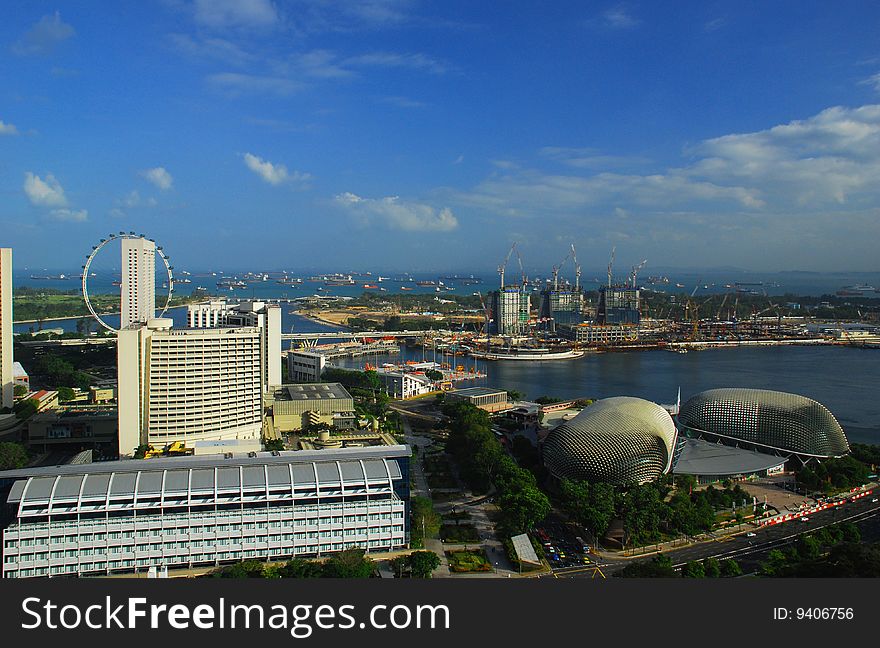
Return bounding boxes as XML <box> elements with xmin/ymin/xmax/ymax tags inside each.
<box><xmin>553</xmin><ymin>491</ymin><xmax>880</xmax><ymax>578</ymax></box>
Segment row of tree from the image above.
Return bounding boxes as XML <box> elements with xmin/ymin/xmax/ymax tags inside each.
<box><xmin>212</xmin><ymin>548</ymin><xmax>375</xmax><ymax>578</ymax></box>
<box><xmin>758</xmin><ymin>523</ymin><xmax>876</xmax><ymax>577</ymax></box>
<box><xmin>796</xmin><ymin>455</ymin><xmax>872</xmax><ymax>493</ymax></box>
<box><xmin>560</xmin><ymin>478</ymin><xmax>755</xmax><ymax>546</ymax></box>
<box><xmin>615</xmin><ymin>554</ymin><xmax>742</xmax><ymax>578</ymax></box>
<box><xmin>442</xmin><ymin>400</ymin><xmax>550</xmax><ymax>536</ymax></box>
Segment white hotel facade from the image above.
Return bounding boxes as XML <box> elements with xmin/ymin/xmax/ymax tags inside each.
<box><xmin>0</xmin><ymin>446</ymin><xmax>410</xmax><ymax>578</ymax></box>
<box><xmin>118</xmin><ymin>318</ymin><xmax>264</xmax><ymax>456</ymax></box>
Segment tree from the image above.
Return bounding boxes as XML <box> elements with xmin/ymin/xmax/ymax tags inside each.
<box><xmin>276</xmin><ymin>559</ymin><xmax>324</xmax><ymax>578</ymax></box>
<box><xmin>497</xmin><ymin>484</ymin><xmax>550</xmax><ymax>535</ymax></box>
<box><xmin>838</xmin><ymin>522</ymin><xmax>861</xmax><ymax>544</ymax></box>
<box><xmin>0</xmin><ymin>442</ymin><xmax>29</xmax><ymax>471</ymax></box>
<box><xmin>759</xmin><ymin>549</ymin><xmax>789</xmax><ymax>577</ymax></box>
<box><xmin>559</xmin><ymin>479</ymin><xmax>615</xmax><ymax>538</ymax></box>
<box><xmin>321</xmin><ymin>548</ymin><xmax>374</xmax><ymax>578</ymax></box>
<box><xmin>702</xmin><ymin>557</ymin><xmax>721</xmax><ymax>578</ymax></box>
<box><xmin>411</xmin><ymin>496</ymin><xmax>441</xmax><ymax>547</ymax></box>
<box><xmin>57</xmin><ymin>386</ymin><xmax>76</xmax><ymax>402</ymax></box>
<box><xmin>681</xmin><ymin>561</ymin><xmax>706</xmax><ymax>578</ymax></box>
<box><xmin>408</xmin><ymin>551</ymin><xmax>441</xmax><ymax>578</ymax></box>
<box><xmin>13</xmin><ymin>384</ymin><xmax>28</xmax><ymax>398</ymax></box>
<box><xmin>215</xmin><ymin>560</ymin><xmax>265</xmax><ymax>578</ymax></box>
<box><xmin>425</xmin><ymin>369</ymin><xmax>443</xmax><ymax>382</ymax></box>
<box><xmin>614</xmin><ymin>554</ymin><xmax>675</xmax><ymax>578</ymax></box>
<box><xmin>506</xmin><ymin>390</ymin><xmax>524</xmax><ymax>402</ymax></box>
<box><xmin>719</xmin><ymin>559</ymin><xmax>742</xmax><ymax>577</ymax></box>
<box><xmin>13</xmin><ymin>398</ymin><xmax>39</xmax><ymax>420</ymax></box>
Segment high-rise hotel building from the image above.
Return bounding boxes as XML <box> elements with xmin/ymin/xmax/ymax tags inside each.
<box><xmin>0</xmin><ymin>248</ymin><xmax>12</xmax><ymax>409</ymax></box>
<box><xmin>121</xmin><ymin>237</ymin><xmax>156</xmax><ymax>328</ymax></box>
<box><xmin>118</xmin><ymin>318</ymin><xmax>264</xmax><ymax>456</ymax></box>
<box><xmin>187</xmin><ymin>299</ymin><xmax>281</xmax><ymax>390</ymax></box>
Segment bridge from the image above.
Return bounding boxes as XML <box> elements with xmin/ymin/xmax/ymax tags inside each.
<box><xmin>281</xmin><ymin>330</ymin><xmax>443</xmax><ymax>347</ymax></box>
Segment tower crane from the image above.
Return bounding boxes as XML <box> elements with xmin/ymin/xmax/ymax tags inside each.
<box><xmin>571</xmin><ymin>244</ymin><xmax>581</xmax><ymax>292</ymax></box>
<box><xmin>630</xmin><ymin>259</ymin><xmax>647</xmax><ymax>289</ymax></box>
<box><xmin>552</xmin><ymin>248</ymin><xmax>571</xmax><ymax>291</ymax></box>
<box><xmin>513</xmin><ymin>244</ymin><xmax>527</xmax><ymax>288</ymax></box>
<box><xmin>498</xmin><ymin>243</ymin><xmax>517</xmax><ymax>289</ymax></box>
<box><xmin>607</xmin><ymin>246</ymin><xmax>616</xmax><ymax>288</ymax></box>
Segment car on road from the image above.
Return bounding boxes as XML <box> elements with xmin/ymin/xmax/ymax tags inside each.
<box><xmin>800</xmin><ymin>517</ymin><xmax>810</xmax><ymax>522</ymax></box>
<box><xmin>746</xmin><ymin>532</ymin><xmax>756</xmax><ymax>537</ymax></box>
<box><xmin>872</xmin><ymin>498</ymin><xmax>878</xmax><ymax>503</ymax></box>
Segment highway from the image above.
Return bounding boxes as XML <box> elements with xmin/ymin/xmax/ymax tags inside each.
<box><xmin>553</xmin><ymin>489</ymin><xmax>880</xmax><ymax>578</ymax></box>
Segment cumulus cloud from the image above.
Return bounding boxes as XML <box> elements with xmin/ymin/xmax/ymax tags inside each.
<box><xmin>0</xmin><ymin>120</ymin><xmax>19</xmax><ymax>135</ymax></box>
<box><xmin>243</xmin><ymin>153</ymin><xmax>311</xmax><ymax>186</ymax></box>
<box><xmin>23</xmin><ymin>172</ymin><xmax>67</xmax><ymax>207</ymax></box>
<box><xmin>334</xmin><ymin>192</ymin><xmax>459</xmax><ymax>231</ymax></box>
<box><xmin>141</xmin><ymin>167</ymin><xmax>173</xmax><ymax>190</ymax></box>
<box><xmin>12</xmin><ymin>11</ymin><xmax>75</xmax><ymax>56</ymax></box>
<box><xmin>453</xmin><ymin>104</ymin><xmax>880</xmax><ymax>219</ymax></box>
<box><xmin>193</xmin><ymin>0</ymin><xmax>279</xmax><ymax>30</ymax></box>
<box><xmin>48</xmin><ymin>208</ymin><xmax>87</xmax><ymax>222</ymax></box>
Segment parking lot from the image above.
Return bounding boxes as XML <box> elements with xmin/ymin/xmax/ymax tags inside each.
<box><xmin>533</xmin><ymin>520</ymin><xmax>597</xmax><ymax>570</ymax></box>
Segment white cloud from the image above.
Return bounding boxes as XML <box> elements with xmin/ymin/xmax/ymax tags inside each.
<box><xmin>168</xmin><ymin>33</ymin><xmax>256</xmax><ymax>67</ymax></box>
<box><xmin>334</xmin><ymin>192</ymin><xmax>459</xmax><ymax>232</ymax></box>
<box><xmin>48</xmin><ymin>208</ymin><xmax>87</xmax><ymax>222</ymax></box>
<box><xmin>539</xmin><ymin>146</ymin><xmax>651</xmax><ymax>168</ymax></box>
<box><xmin>453</xmin><ymin>104</ymin><xmax>880</xmax><ymax>219</ymax></box>
<box><xmin>861</xmin><ymin>72</ymin><xmax>880</xmax><ymax>93</ymax></box>
<box><xmin>12</xmin><ymin>11</ymin><xmax>75</xmax><ymax>56</ymax></box>
<box><xmin>243</xmin><ymin>153</ymin><xmax>311</xmax><ymax>186</ymax></box>
<box><xmin>345</xmin><ymin>51</ymin><xmax>449</xmax><ymax>75</ymax></box>
<box><xmin>141</xmin><ymin>167</ymin><xmax>174</xmax><ymax>191</ymax></box>
<box><xmin>193</xmin><ymin>0</ymin><xmax>279</xmax><ymax>30</ymax></box>
<box><xmin>0</xmin><ymin>120</ymin><xmax>19</xmax><ymax>135</ymax></box>
<box><xmin>207</xmin><ymin>72</ymin><xmax>303</xmax><ymax>96</ymax></box>
<box><xmin>378</xmin><ymin>95</ymin><xmax>426</xmax><ymax>109</ymax></box>
<box><xmin>23</xmin><ymin>172</ymin><xmax>68</xmax><ymax>207</ymax></box>
<box><xmin>600</xmin><ymin>5</ymin><xmax>639</xmax><ymax>29</ymax></box>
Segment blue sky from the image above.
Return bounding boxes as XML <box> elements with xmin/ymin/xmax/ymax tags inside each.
<box><xmin>2</xmin><ymin>1</ymin><xmax>880</xmax><ymax>274</ymax></box>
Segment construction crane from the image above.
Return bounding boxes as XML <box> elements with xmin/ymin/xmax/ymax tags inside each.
<box><xmin>607</xmin><ymin>246</ymin><xmax>616</xmax><ymax>288</ymax></box>
<box><xmin>571</xmin><ymin>244</ymin><xmax>581</xmax><ymax>292</ymax></box>
<box><xmin>513</xmin><ymin>244</ymin><xmax>528</xmax><ymax>288</ymax></box>
<box><xmin>498</xmin><ymin>243</ymin><xmax>517</xmax><ymax>289</ymax></box>
<box><xmin>715</xmin><ymin>292</ymin><xmax>729</xmax><ymax>321</ymax></box>
<box><xmin>552</xmin><ymin>248</ymin><xmax>572</xmax><ymax>291</ymax></box>
<box><xmin>629</xmin><ymin>259</ymin><xmax>647</xmax><ymax>289</ymax></box>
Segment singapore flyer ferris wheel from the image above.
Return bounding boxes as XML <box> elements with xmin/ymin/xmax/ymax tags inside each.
<box><xmin>81</xmin><ymin>232</ymin><xmax>174</xmax><ymax>333</ymax></box>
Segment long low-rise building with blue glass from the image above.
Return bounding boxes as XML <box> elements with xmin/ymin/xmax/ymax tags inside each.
<box><xmin>0</xmin><ymin>445</ymin><xmax>410</xmax><ymax>579</ymax></box>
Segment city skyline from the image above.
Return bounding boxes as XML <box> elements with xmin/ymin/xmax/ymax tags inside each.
<box><xmin>2</xmin><ymin>2</ymin><xmax>880</xmax><ymax>272</ymax></box>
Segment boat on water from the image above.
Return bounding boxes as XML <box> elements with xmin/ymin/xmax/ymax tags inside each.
<box><xmin>400</xmin><ymin>287</ymin><xmax>414</xmax><ymax>291</ymax></box>
<box><xmin>416</xmin><ymin>280</ymin><xmax>437</xmax><ymax>287</ymax></box>
<box><xmin>468</xmin><ymin>348</ymin><xmax>586</xmax><ymax>361</ymax></box>
<box><xmin>836</xmin><ymin>284</ymin><xmax>877</xmax><ymax>296</ymax></box>
<box><xmin>363</xmin><ymin>284</ymin><xmax>379</xmax><ymax>289</ymax></box>
<box><xmin>30</xmin><ymin>274</ymin><xmax>69</xmax><ymax>280</ymax></box>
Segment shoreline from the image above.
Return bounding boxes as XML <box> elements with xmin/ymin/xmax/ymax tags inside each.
<box><xmin>13</xmin><ymin>304</ymin><xmax>188</xmax><ymax>325</ymax></box>
<box><xmin>294</xmin><ymin>310</ymin><xmax>351</xmax><ymax>330</ymax></box>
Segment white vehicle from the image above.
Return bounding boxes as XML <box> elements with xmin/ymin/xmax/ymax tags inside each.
<box><xmin>746</xmin><ymin>532</ymin><xmax>756</xmax><ymax>537</ymax></box>
<box><xmin>800</xmin><ymin>517</ymin><xmax>810</xmax><ymax>522</ymax></box>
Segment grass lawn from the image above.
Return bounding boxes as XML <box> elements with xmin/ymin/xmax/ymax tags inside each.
<box><xmin>445</xmin><ymin>549</ymin><xmax>492</xmax><ymax>573</ymax></box>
